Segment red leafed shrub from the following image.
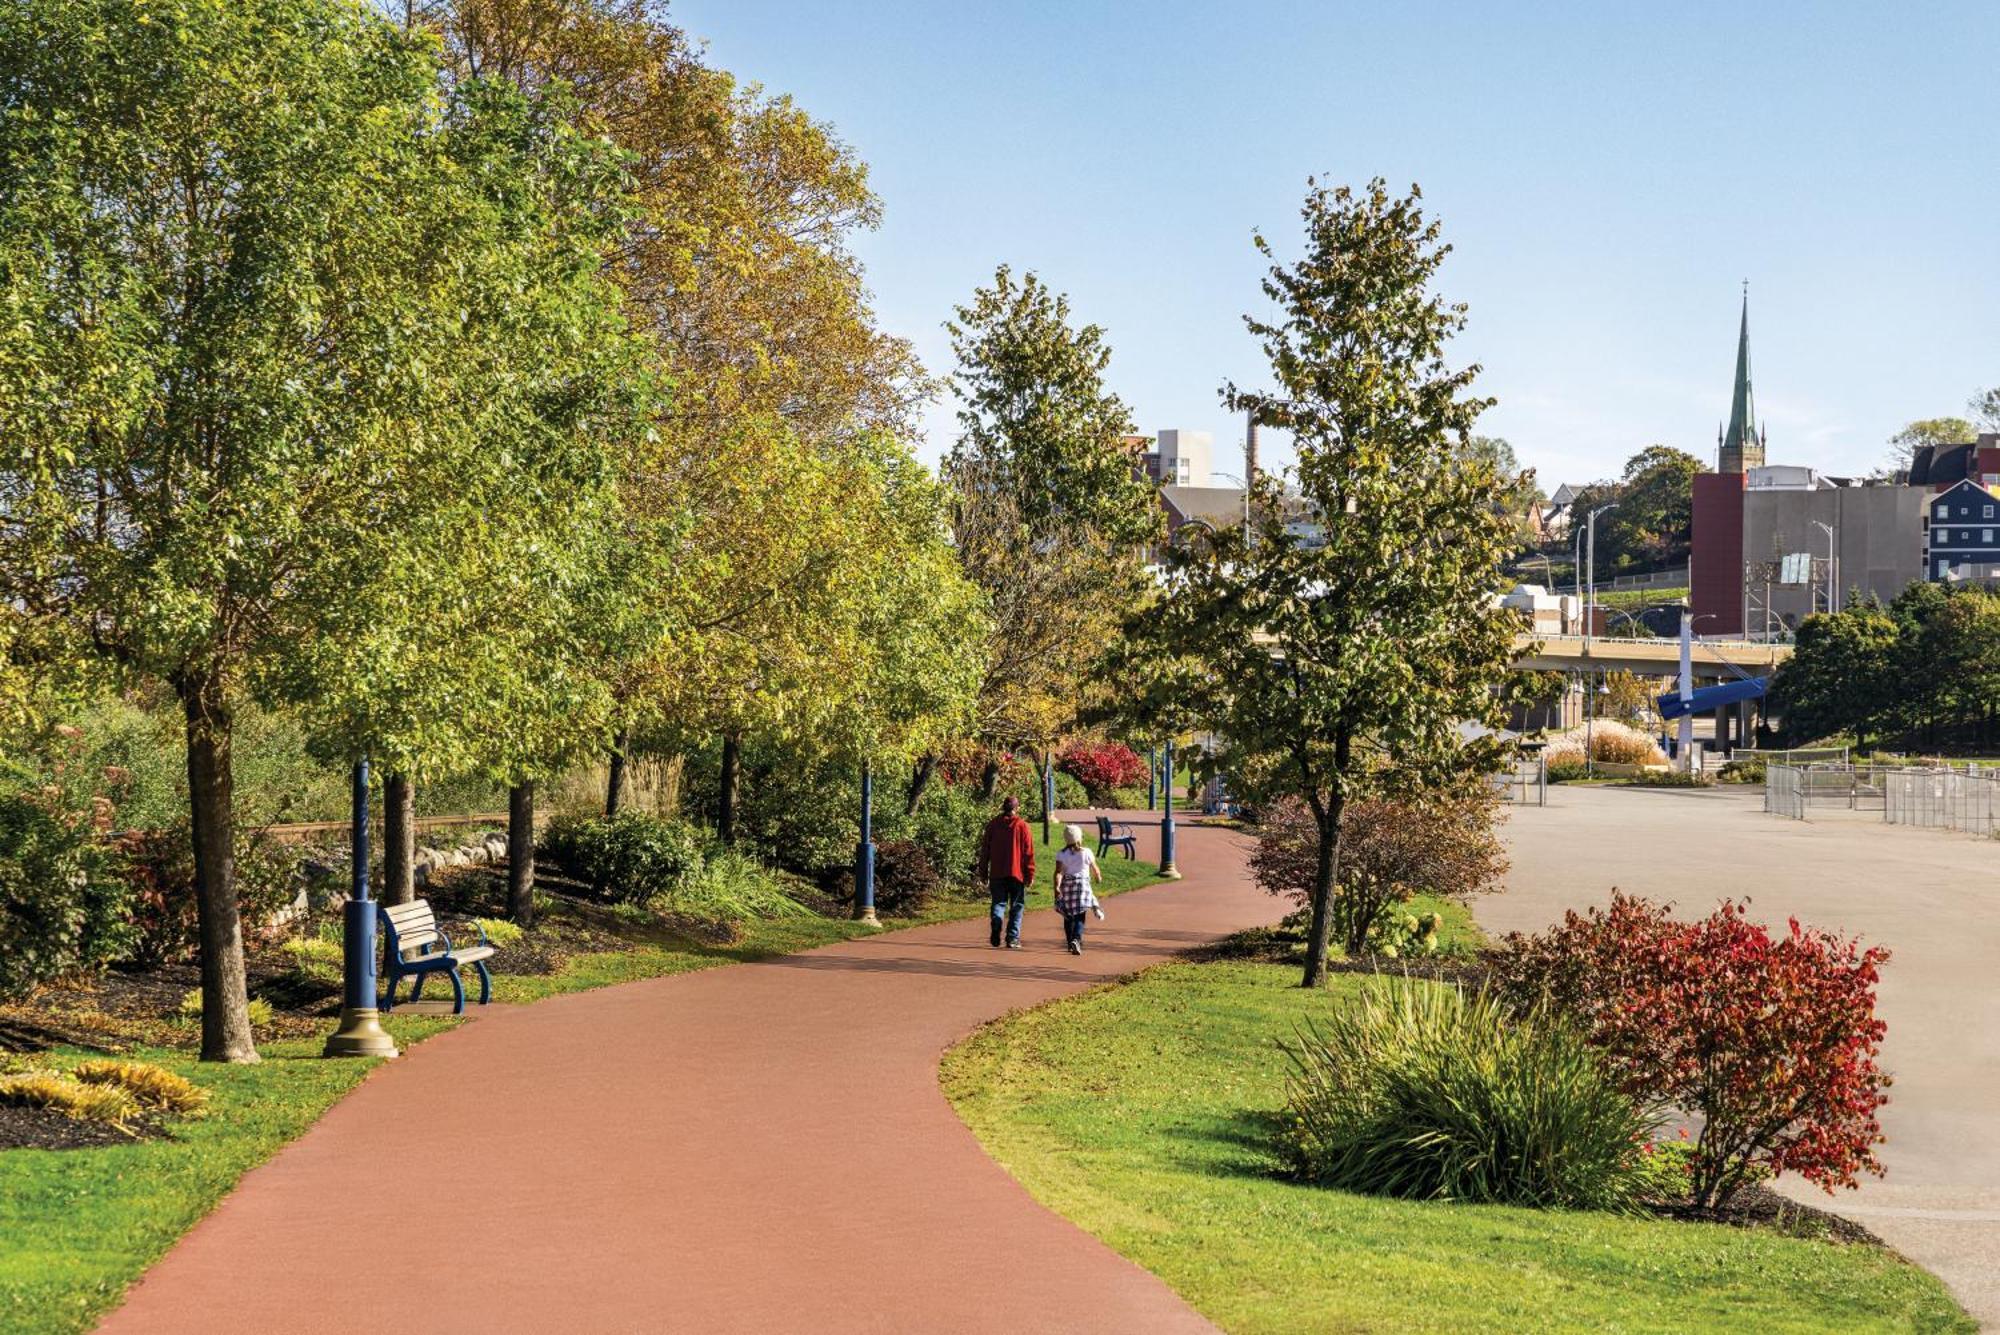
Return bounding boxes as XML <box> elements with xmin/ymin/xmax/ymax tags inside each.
<box><xmin>1495</xmin><ymin>891</ymin><xmax>1891</xmax><ymax>1209</ymax></box>
<box><xmin>1055</xmin><ymin>741</ymin><xmax>1146</xmax><ymax>800</ymax></box>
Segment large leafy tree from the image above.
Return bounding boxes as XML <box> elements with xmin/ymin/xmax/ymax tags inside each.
<box><xmin>0</xmin><ymin>0</ymin><xmax>646</xmax><ymax>1057</ymax></box>
<box><xmin>945</xmin><ymin>266</ymin><xmax>1160</xmax><ymax>759</ymax></box>
<box><xmin>1120</xmin><ymin>179</ymin><xmax>1517</xmax><ymax>987</ymax></box>
<box><xmin>1769</xmin><ymin>604</ymin><xmax>1901</xmax><ymax>748</ymax></box>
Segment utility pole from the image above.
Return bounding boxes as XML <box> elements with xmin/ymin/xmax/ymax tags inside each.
<box><xmin>1811</xmin><ymin>519</ymin><xmax>1837</xmax><ymax>615</ymax></box>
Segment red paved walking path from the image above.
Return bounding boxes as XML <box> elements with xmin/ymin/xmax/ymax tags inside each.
<box><xmin>101</xmin><ymin>817</ymin><xmax>1275</xmax><ymax>1334</ymax></box>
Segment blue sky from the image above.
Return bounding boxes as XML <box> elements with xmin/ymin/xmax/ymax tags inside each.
<box><xmin>674</xmin><ymin>0</ymin><xmax>1999</xmax><ymax>491</ymax></box>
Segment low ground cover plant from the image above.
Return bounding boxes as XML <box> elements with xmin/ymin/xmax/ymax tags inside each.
<box><xmin>543</xmin><ymin>811</ymin><xmax>702</xmax><ymax>905</ymax></box>
<box><xmin>1542</xmin><ymin>720</ymin><xmax>1668</xmax><ymax>770</ymax></box>
<box><xmin>1280</xmin><ymin>978</ymin><xmax>1656</xmax><ymax>1210</ymax></box>
<box><xmin>1495</xmin><ymin>891</ymin><xmax>1891</xmax><ymax>1209</ymax></box>
<box><xmin>1629</xmin><ymin>769</ymin><xmax>1712</xmax><ymax>788</ymax></box>
<box><xmin>68</xmin><ymin>1061</ymin><xmax>209</xmax><ymax>1118</ymax></box>
<box><xmin>0</xmin><ymin>1070</ymin><xmax>138</xmax><ymax>1126</ymax></box>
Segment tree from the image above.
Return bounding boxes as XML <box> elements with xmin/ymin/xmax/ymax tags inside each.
<box><xmin>1605</xmin><ymin>446</ymin><xmax>1701</xmax><ymax>570</ymax></box>
<box><xmin>1886</xmin><ymin>417</ymin><xmax>1975</xmax><ymax>469</ymax></box>
<box><xmin>1460</xmin><ymin>436</ymin><xmax>1543</xmax><ymax>550</ymax></box>
<box><xmin>0</xmin><ymin>0</ymin><xmax>644</xmax><ymax>1056</ymax></box>
<box><xmin>1969</xmin><ymin>389</ymin><xmax>2000</xmax><ymax>434</ymax></box>
<box><xmin>1119</xmin><ymin>179</ymin><xmax>1518</xmax><ymax>986</ymax></box>
<box><xmin>1769</xmin><ymin>605</ymin><xmax>1900</xmax><ymax>747</ymax></box>
<box><xmin>945</xmin><ymin>266</ymin><xmax>1159</xmax><ymax>761</ymax></box>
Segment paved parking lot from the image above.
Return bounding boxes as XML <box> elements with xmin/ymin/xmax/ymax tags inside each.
<box><xmin>1489</xmin><ymin>784</ymin><xmax>2000</xmax><ymax>1327</ymax></box>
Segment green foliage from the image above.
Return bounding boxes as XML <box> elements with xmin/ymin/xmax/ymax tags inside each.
<box><xmin>660</xmin><ymin>848</ymin><xmax>813</xmax><ymax>929</ymax></box>
<box><xmin>543</xmin><ymin>812</ymin><xmax>703</xmax><ymax>906</ymax></box>
<box><xmin>1562</xmin><ymin>446</ymin><xmax>1703</xmax><ymax>573</ymax></box>
<box><xmin>1545</xmin><ymin>758</ymin><xmax>1591</xmax><ymax>783</ymax></box>
<box><xmin>276</xmin><ymin>935</ymin><xmax>344</xmax><ymax>985</ymax></box>
<box><xmin>117</xmin><ymin>824</ymin><xmax>300</xmax><ymax>968</ymax></box>
<box><xmin>946</xmin><ymin>265</ymin><xmax>1158</xmax><ymax>749</ymax></box>
<box><xmin>176</xmin><ymin>992</ymin><xmax>273</xmax><ymax>1028</ymax></box>
<box><xmin>1887</xmin><ymin>417</ymin><xmax>1974</xmax><ymax>470</ymax></box>
<box><xmin>1119</xmin><ymin>179</ymin><xmax>1518</xmax><ymax>987</ymax></box>
<box><xmin>472</xmin><ymin>917</ymin><xmax>524</xmax><ymax>948</ymax></box>
<box><xmin>1717</xmin><ymin>756</ymin><xmax>1767</xmax><ymax>784</ymax></box>
<box><xmin>0</xmin><ymin>789</ymin><xmax>130</xmax><ymax>1000</ymax></box>
<box><xmin>1630</xmin><ymin>769</ymin><xmax>1713</xmax><ymax>788</ymax></box>
<box><xmin>1279</xmin><ymin>979</ymin><xmax>1656</xmax><ymax>1210</ymax></box>
<box><xmin>903</xmin><ymin>785</ymin><xmax>983</xmax><ymax>883</ymax></box>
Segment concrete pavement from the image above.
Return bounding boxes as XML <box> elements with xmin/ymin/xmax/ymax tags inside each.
<box><xmin>1489</xmin><ymin>784</ymin><xmax>2000</xmax><ymax>1328</ymax></box>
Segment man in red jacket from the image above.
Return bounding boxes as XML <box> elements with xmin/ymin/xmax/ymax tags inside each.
<box><xmin>976</xmin><ymin>795</ymin><xmax>1036</xmax><ymax>949</ymax></box>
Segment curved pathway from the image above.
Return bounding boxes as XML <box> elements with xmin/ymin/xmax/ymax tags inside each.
<box><xmin>102</xmin><ymin>817</ymin><xmax>1276</xmax><ymax>1334</ymax></box>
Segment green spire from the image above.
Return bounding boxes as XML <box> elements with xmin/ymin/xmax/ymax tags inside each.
<box><xmin>1723</xmin><ymin>286</ymin><xmax>1756</xmax><ymax>458</ymax></box>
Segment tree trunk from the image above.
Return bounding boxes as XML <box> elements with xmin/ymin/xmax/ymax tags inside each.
<box><xmin>717</xmin><ymin>732</ymin><xmax>740</xmax><ymax>844</ymax></box>
<box><xmin>905</xmin><ymin>753</ymin><xmax>937</xmax><ymax>815</ymax></box>
<box><xmin>1300</xmin><ymin>803</ymin><xmax>1341</xmax><ymax>989</ymax></box>
<box><xmin>605</xmin><ymin>727</ymin><xmax>630</xmax><ymax>818</ymax></box>
<box><xmin>382</xmin><ymin>771</ymin><xmax>416</xmax><ymax>907</ymax></box>
<box><xmin>978</xmin><ymin>758</ymin><xmax>1000</xmax><ymax>800</ymax></box>
<box><xmin>507</xmin><ymin>781</ymin><xmax>536</xmax><ymax>927</ymax></box>
<box><xmin>180</xmin><ymin>673</ymin><xmax>258</xmax><ymax>1063</ymax></box>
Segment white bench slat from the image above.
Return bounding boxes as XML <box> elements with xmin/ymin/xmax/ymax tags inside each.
<box><xmin>384</xmin><ymin>903</ymin><xmax>436</xmax><ymax>926</ymax></box>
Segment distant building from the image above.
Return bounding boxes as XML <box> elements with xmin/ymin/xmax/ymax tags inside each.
<box><xmin>1926</xmin><ymin>478</ymin><xmax>2000</xmax><ymax>582</ymax></box>
<box><xmin>1137</xmin><ymin>428</ymin><xmax>1213</xmax><ymax>487</ymax></box>
<box><xmin>1690</xmin><ymin>294</ymin><xmax>1765</xmax><ymax>634</ymax></box>
<box><xmin>1715</xmin><ymin>293</ymin><xmax>1767</xmax><ymax>474</ymax></box>
<box><xmin>1541</xmin><ymin>483</ymin><xmax>1578</xmax><ymax>539</ymax></box>
<box><xmin>1494</xmin><ymin>584</ymin><xmax>1582</xmax><ymax>635</ymax></box>
<box><xmin>1740</xmin><ymin>471</ymin><xmax>1927</xmax><ymax>632</ymax></box>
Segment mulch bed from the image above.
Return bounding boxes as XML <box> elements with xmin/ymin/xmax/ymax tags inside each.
<box><xmin>0</xmin><ymin>1104</ymin><xmax>166</xmax><ymax>1152</ymax></box>
<box><xmin>1660</xmin><ymin>1183</ymin><xmax>1885</xmax><ymax>1246</ymax></box>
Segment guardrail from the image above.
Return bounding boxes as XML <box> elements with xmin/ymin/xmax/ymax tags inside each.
<box><xmin>260</xmin><ymin>811</ymin><xmax>509</xmax><ymax>845</ymax></box>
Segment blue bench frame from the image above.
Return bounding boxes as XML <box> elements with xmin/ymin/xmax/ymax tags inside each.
<box><xmin>1096</xmin><ymin>814</ymin><xmax>1138</xmax><ymax>860</ymax></box>
<box><xmin>379</xmin><ymin>899</ymin><xmax>496</xmax><ymax>1015</ymax></box>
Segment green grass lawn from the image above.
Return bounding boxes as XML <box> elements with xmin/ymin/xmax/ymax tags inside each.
<box><xmin>2</xmin><ymin>824</ymin><xmax>1164</xmax><ymax>1334</ymax></box>
<box><xmin>0</xmin><ymin>1016</ymin><xmax>452</xmax><ymax>1335</ymax></box>
<box><xmin>942</xmin><ymin>955</ymin><xmax>1972</xmax><ymax>1335</ymax></box>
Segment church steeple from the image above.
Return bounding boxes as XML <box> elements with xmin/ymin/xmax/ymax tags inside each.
<box><xmin>1718</xmin><ymin>284</ymin><xmax>1765</xmax><ymax>473</ymax></box>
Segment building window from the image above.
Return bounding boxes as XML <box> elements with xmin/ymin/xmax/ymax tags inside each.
<box><xmin>1938</xmin><ymin>560</ymin><xmax>1948</xmax><ymax>577</ymax></box>
<box><xmin>1937</xmin><ymin>503</ymin><xmax>1950</xmax><ymax>519</ymax></box>
<box><xmin>1986</xmin><ymin>505</ymin><xmax>1995</xmax><ymax>518</ymax></box>
<box><xmin>1963</xmin><ymin>506</ymin><xmax>1972</xmax><ymax>517</ymax></box>
<box><xmin>1986</xmin><ymin>531</ymin><xmax>1994</xmax><ymax>543</ymax></box>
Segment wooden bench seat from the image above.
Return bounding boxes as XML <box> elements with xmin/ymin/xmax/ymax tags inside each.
<box><xmin>379</xmin><ymin>898</ymin><xmax>498</xmax><ymax>1014</ymax></box>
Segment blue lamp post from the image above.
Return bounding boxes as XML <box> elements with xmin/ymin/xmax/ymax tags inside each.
<box><xmin>324</xmin><ymin>756</ymin><xmax>398</xmax><ymax>1058</ymax></box>
<box><xmin>1041</xmin><ymin>754</ymin><xmax>1055</xmax><ymax>844</ymax></box>
<box><xmin>1146</xmin><ymin>746</ymin><xmax>1158</xmax><ymax>811</ymax></box>
<box><xmin>1158</xmin><ymin>739</ymin><xmax>1181</xmax><ymax>879</ymax></box>
<box><xmin>853</xmin><ymin>761</ymin><xmax>878</xmax><ymax>924</ymax></box>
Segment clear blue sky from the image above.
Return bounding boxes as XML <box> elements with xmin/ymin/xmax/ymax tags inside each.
<box><xmin>674</xmin><ymin>0</ymin><xmax>1999</xmax><ymax>491</ymax></box>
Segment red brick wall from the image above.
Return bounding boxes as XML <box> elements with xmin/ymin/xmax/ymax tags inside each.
<box><xmin>1690</xmin><ymin>472</ymin><xmax>1746</xmax><ymax>635</ymax></box>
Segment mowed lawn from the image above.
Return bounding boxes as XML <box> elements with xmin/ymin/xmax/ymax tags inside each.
<box><xmin>942</xmin><ymin>956</ymin><xmax>1973</xmax><ymax>1335</ymax></box>
<box><xmin>1</xmin><ymin>824</ymin><xmax>1160</xmax><ymax>1335</ymax></box>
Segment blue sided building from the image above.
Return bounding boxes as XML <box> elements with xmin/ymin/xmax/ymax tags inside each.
<box><xmin>1926</xmin><ymin>479</ymin><xmax>2000</xmax><ymax>582</ymax></box>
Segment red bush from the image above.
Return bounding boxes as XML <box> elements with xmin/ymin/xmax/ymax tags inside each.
<box><xmin>1497</xmin><ymin>891</ymin><xmax>1891</xmax><ymax>1208</ymax></box>
<box><xmin>1055</xmin><ymin>741</ymin><xmax>1146</xmax><ymax>799</ymax></box>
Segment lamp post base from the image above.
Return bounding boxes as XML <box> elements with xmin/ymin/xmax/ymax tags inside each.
<box><xmin>322</xmin><ymin>1007</ymin><xmax>399</xmax><ymax>1059</ymax></box>
<box><xmin>854</xmin><ymin>906</ymin><xmax>880</xmax><ymax>926</ymax></box>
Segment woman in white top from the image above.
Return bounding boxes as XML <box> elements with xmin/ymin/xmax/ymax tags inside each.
<box><xmin>1051</xmin><ymin>824</ymin><xmax>1105</xmax><ymax>955</ymax></box>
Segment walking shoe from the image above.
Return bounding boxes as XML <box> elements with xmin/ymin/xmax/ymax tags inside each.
<box><xmin>1006</xmin><ymin>941</ymin><xmax>1023</xmax><ymax>950</ymax></box>
<box><xmin>1067</xmin><ymin>941</ymin><xmax>1082</xmax><ymax>955</ymax></box>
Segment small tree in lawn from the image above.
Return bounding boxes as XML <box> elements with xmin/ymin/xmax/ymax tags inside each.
<box><xmin>1496</xmin><ymin>892</ymin><xmax>1892</xmax><ymax>1209</ymax></box>
<box><xmin>1118</xmin><ymin>179</ymin><xmax>1518</xmax><ymax>987</ymax></box>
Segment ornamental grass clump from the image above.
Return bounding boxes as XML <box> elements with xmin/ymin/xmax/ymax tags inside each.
<box><xmin>1279</xmin><ymin>978</ymin><xmax>1655</xmax><ymax>1210</ymax></box>
<box><xmin>70</xmin><ymin>1060</ymin><xmax>209</xmax><ymax>1118</ymax></box>
<box><xmin>0</xmin><ymin>1070</ymin><xmax>139</xmax><ymax>1126</ymax></box>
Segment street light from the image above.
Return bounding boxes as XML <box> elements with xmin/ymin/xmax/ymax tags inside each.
<box><xmin>324</xmin><ymin>757</ymin><xmax>397</xmax><ymax>1059</ymax></box>
<box><xmin>1583</xmin><ymin>502</ymin><xmax>1619</xmax><ymax>650</ymax></box>
<box><xmin>1159</xmin><ymin>737</ymin><xmax>1181</xmax><ymax>879</ymax></box>
<box><xmin>1810</xmin><ymin>519</ymin><xmax>1837</xmax><ymax>614</ymax></box>
<box><xmin>853</xmin><ymin>761</ymin><xmax>878</xmax><ymax>925</ymax></box>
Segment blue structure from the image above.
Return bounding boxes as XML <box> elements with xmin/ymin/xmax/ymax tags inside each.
<box><xmin>378</xmin><ymin>903</ymin><xmax>495</xmax><ymax>1013</ymax></box>
<box><xmin>1927</xmin><ymin>479</ymin><xmax>2000</xmax><ymax>581</ymax></box>
<box><xmin>1158</xmin><ymin>740</ymin><xmax>1180</xmax><ymax>879</ymax></box>
<box><xmin>1656</xmin><ymin>675</ymin><xmax>1768</xmax><ymax>721</ymax></box>
<box><xmin>854</xmin><ymin>762</ymin><xmax>877</xmax><ymax>923</ymax></box>
<box><xmin>322</xmin><ymin>757</ymin><xmax>399</xmax><ymax>1057</ymax></box>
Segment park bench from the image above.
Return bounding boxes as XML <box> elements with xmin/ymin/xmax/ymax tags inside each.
<box><xmin>379</xmin><ymin>898</ymin><xmax>497</xmax><ymax>1014</ymax></box>
<box><xmin>1095</xmin><ymin>814</ymin><xmax>1138</xmax><ymax>860</ymax></box>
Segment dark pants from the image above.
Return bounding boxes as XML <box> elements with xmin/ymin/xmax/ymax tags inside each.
<box><xmin>1062</xmin><ymin>911</ymin><xmax>1087</xmax><ymax>948</ymax></box>
<box><xmin>988</xmin><ymin>877</ymin><xmax>1026</xmax><ymax>944</ymax></box>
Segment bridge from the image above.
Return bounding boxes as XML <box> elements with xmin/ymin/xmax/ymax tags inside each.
<box><xmin>1512</xmin><ymin>632</ymin><xmax>1791</xmax><ymax>678</ymax></box>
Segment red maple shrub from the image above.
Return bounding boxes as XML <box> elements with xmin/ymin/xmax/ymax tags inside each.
<box><xmin>1495</xmin><ymin>891</ymin><xmax>1891</xmax><ymax>1209</ymax></box>
<box><xmin>1055</xmin><ymin>741</ymin><xmax>1146</xmax><ymax>801</ymax></box>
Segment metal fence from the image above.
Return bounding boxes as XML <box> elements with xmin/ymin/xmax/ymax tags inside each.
<box><xmin>1494</xmin><ymin>755</ymin><xmax>1547</xmax><ymax>807</ymax></box>
<box><xmin>1767</xmin><ymin>762</ymin><xmax>2000</xmax><ymax>836</ymax></box>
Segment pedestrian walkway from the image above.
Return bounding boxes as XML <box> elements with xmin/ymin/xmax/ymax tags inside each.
<box><xmin>100</xmin><ymin>818</ymin><xmax>1276</xmax><ymax>1334</ymax></box>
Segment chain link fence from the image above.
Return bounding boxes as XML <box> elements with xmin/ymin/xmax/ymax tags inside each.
<box><xmin>1767</xmin><ymin>762</ymin><xmax>2000</xmax><ymax>836</ymax></box>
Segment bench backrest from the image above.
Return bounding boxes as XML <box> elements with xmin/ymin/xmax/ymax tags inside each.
<box><xmin>380</xmin><ymin>899</ymin><xmax>443</xmax><ymax>960</ymax></box>
<box><xmin>1095</xmin><ymin>815</ymin><xmax>1113</xmax><ymax>836</ymax></box>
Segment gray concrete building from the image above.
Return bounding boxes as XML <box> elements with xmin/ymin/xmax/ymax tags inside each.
<box><xmin>1741</xmin><ymin>470</ymin><xmax>1927</xmax><ymax>631</ymax></box>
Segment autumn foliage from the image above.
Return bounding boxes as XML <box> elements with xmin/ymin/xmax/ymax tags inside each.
<box><xmin>1496</xmin><ymin>892</ymin><xmax>1891</xmax><ymax>1208</ymax></box>
<box><xmin>1056</xmin><ymin>740</ymin><xmax>1147</xmax><ymax>800</ymax></box>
